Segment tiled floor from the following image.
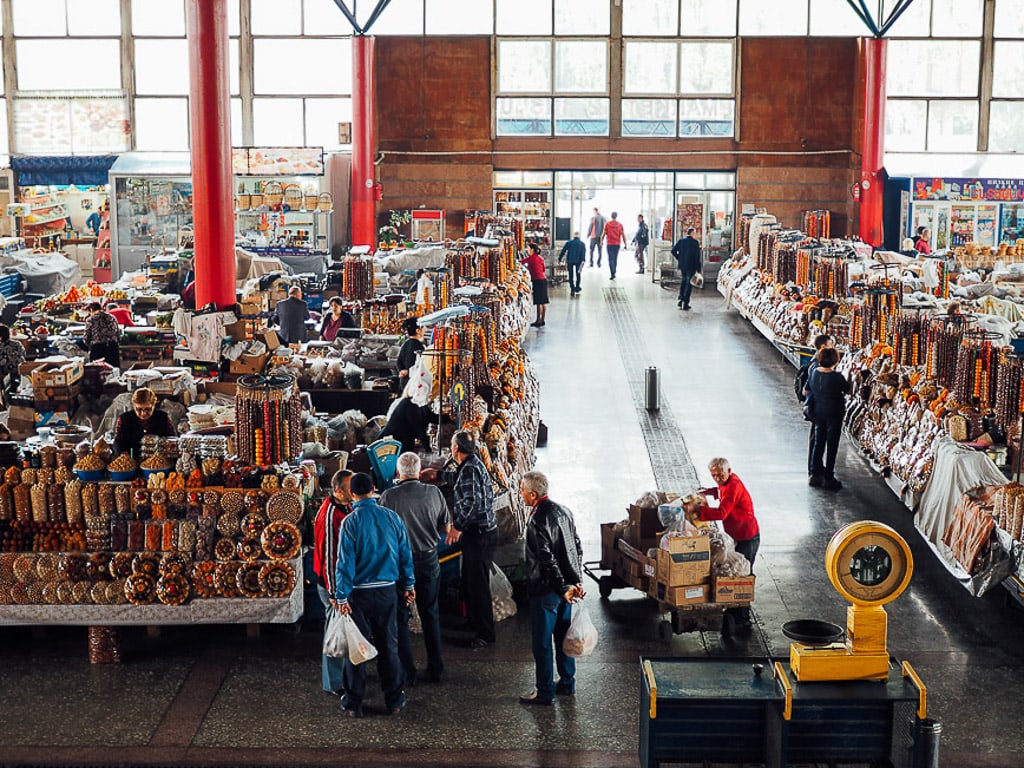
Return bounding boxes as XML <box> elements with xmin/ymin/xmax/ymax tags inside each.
<box><xmin>2</xmin><ymin>264</ymin><xmax>1023</xmax><ymax>767</ymax></box>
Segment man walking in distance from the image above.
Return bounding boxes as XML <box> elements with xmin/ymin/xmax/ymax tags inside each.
<box><xmin>603</xmin><ymin>211</ymin><xmax>625</xmax><ymax>280</ymax></box>
<box><xmin>587</xmin><ymin>207</ymin><xmax>606</xmax><ymax>267</ymax></box>
<box><xmin>314</xmin><ymin>469</ymin><xmax>353</xmax><ymax>696</ymax></box>
<box><xmin>380</xmin><ymin>452</ymin><xmax>451</xmax><ymax>685</ymax></box>
<box><xmin>332</xmin><ymin>472</ymin><xmax>415</xmax><ymax>717</ymax></box>
<box><xmin>633</xmin><ymin>214</ymin><xmax>650</xmax><ymax>274</ymax></box>
<box><xmin>518</xmin><ymin>471</ymin><xmax>585</xmax><ymax>706</ymax></box>
<box><xmin>672</xmin><ymin>227</ymin><xmax>702</xmax><ymax>310</ymax></box>
<box><xmin>558</xmin><ymin>232</ymin><xmax>586</xmax><ymax>297</ymax></box>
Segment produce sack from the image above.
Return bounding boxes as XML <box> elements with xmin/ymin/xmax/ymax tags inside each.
<box><xmin>342</xmin><ymin>614</ymin><xmax>378</xmax><ymax>665</ymax></box>
<box><xmin>323</xmin><ymin>610</ymin><xmax>348</xmax><ymax>659</ymax></box>
<box><xmin>490</xmin><ymin>563</ymin><xmax>518</xmax><ymax>621</ymax></box>
<box><xmin>562</xmin><ymin>602</ymin><xmax>598</xmax><ymax>657</ymax></box>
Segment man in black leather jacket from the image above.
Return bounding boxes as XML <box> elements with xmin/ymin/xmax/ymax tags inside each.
<box><xmin>518</xmin><ymin>471</ymin><xmax>584</xmax><ymax>706</ymax></box>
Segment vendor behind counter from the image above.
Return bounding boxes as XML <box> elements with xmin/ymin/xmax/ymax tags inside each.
<box><xmin>112</xmin><ymin>387</ymin><xmax>175</xmax><ymax>459</ymax></box>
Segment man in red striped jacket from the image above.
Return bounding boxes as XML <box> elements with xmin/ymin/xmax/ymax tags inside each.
<box><xmin>314</xmin><ymin>468</ymin><xmax>353</xmax><ymax>695</ymax></box>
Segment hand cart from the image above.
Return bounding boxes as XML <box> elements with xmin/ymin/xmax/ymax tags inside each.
<box><xmin>583</xmin><ymin>560</ymin><xmax>749</xmax><ymax>640</ymax></box>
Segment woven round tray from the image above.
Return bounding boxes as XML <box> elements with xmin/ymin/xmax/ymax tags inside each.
<box><xmin>266</xmin><ymin>491</ymin><xmax>302</xmax><ymax>524</ymax></box>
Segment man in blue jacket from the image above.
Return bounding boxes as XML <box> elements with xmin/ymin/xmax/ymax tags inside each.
<box><xmin>558</xmin><ymin>232</ymin><xmax>586</xmax><ymax>297</ymax></box>
<box><xmin>333</xmin><ymin>472</ymin><xmax>416</xmax><ymax>718</ymax></box>
<box><xmin>671</xmin><ymin>228</ymin><xmax>702</xmax><ymax>310</ymax></box>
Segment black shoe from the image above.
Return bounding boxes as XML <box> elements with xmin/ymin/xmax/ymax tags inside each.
<box><xmin>677</xmin><ymin>300</ymin><xmax>683</xmax><ymax>308</ymax></box>
<box><xmin>387</xmin><ymin>693</ymin><xmax>407</xmax><ymax>715</ymax></box>
<box><xmin>405</xmin><ymin>670</ymin><xmax>418</xmax><ymax>688</ymax></box>
<box><xmin>555</xmin><ymin>682</ymin><xmax>575</xmax><ymax>696</ymax></box>
<box><xmin>468</xmin><ymin>636</ymin><xmax>495</xmax><ymax>649</ymax></box>
<box><xmin>682</xmin><ymin>305</ymin><xmax>691</xmax><ymax>311</ymax></box>
<box><xmin>340</xmin><ymin>702</ymin><xmax>364</xmax><ymax>718</ymax></box>
<box><xmin>823</xmin><ymin>478</ymin><xmax>843</xmax><ymax>491</ymax></box>
<box><xmin>518</xmin><ymin>690</ymin><xmax>553</xmax><ymax>706</ymax></box>
<box><xmin>427</xmin><ymin>669</ymin><xmax>444</xmax><ymax>684</ymax></box>
<box><xmin>530</xmin><ymin>321</ymin><xmax>542</xmax><ymax>327</ymax></box>
<box><xmin>808</xmin><ymin>475</ymin><xmax>824</xmax><ymax>487</ymax></box>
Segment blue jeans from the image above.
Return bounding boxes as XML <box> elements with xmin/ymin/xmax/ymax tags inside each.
<box><xmin>567</xmin><ymin>262</ymin><xmax>583</xmax><ymax>293</ymax></box>
<box><xmin>607</xmin><ymin>245</ymin><xmax>620</xmax><ymax>278</ymax></box>
<box><xmin>679</xmin><ymin>272</ymin><xmax>695</xmax><ymax>306</ymax></box>
<box><xmin>730</xmin><ymin>534</ymin><xmax>761</xmax><ymax>624</ymax></box>
<box><xmin>317</xmin><ymin>585</ymin><xmax>345</xmax><ymax>694</ymax></box>
<box><xmin>397</xmin><ymin>552</ymin><xmax>444</xmax><ymax>680</ymax></box>
<box><xmin>530</xmin><ymin>591</ymin><xmax>575</xmax><ymax>700</ymax></box>
<box><xmin>342</xmin><ymin>586</ymin><xmax>404</xmax><ymax>709</ymax></box>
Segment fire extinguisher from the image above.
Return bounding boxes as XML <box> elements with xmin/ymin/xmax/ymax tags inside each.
<box><xmin>851</xmin><ymin>182</ymin><xmax>862</xmax><ymax>202</ymax></box>
<box><xmin>374</xmin><ymin>182</ymin><xmax>383</xmax><ymax>202</ymax></box>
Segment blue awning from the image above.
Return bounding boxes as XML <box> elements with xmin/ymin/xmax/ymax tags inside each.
<box><xmin>11</xmin><ymin>154</ymin><xmax>118</xmax><ymax>186</ymax></box>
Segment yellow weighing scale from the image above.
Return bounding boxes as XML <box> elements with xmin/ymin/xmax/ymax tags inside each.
<box><xmin>786</xmin><ymin>520</ymin><xmax>914</xmax><ymax>682</ymax></box>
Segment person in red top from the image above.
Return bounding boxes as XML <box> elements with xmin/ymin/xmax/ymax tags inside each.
<box><xmin>521</xmin><ymin>243</ymin><xmax>549</xmax><ymax>328</ymax></box>
<box><xmin>914</xmin><ymin>227</ymin><xmax>932</xmax><ymax>255</ymax></box>
<box><xmin>602</xmin><ymin>211</ymin><xmax>625</xmax><ymax>280</ymax></box>
<box><xmin>106</xmin><ymin>302</ymin><xmax>135</xmax><ymax>327</ymax></box>
<box><xmin>698</xmin><ymin>457</ymin><xmax>760</xmax><ymax>628</ymax></box>
<box><xmin>314</xmin><ymin>468</ymin><xmax>353</xmax><ymax>695</ymax></box>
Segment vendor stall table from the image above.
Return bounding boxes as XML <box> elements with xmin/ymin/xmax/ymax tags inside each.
<box><xmin>308</xmin><ymin>387</ymin><xmax>394</xmax><ymax>417</ymax></box>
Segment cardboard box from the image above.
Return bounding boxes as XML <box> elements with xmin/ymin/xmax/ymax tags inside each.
<box><xmin>200</xmin><ymin>381</ymin><xmax>237</xmax><ymax>397</ymax></box>
<box><xmin>610</xmin><ymin>553</ymin><xmax>648</xmax><ymax>592</ymax></box>
<box><xmin>7</xmin><ymin>405</ymin><xmax>35</xmax><ymax>424</ymax></box>
<box><xmin>257</xmin><ymin>330</ymin><xmax>282</xmax><ymax>351</ymax></box>
<box><xmin>656</xmin><ymin>536</ymin><xmax>711</xmax><ymax>587</ymax></box>
<box><xmin>7</xmin><ymin>415</ymin><xmax>35</xmax><ymax>440</ymax></box>
<box><xmin>240</xmin><ymin>293</ymin><xmax>269</xmax><ymax>315</ymax></box>
<box><xmin>628</xmin><ymin>504</ymin><xmax>662</xmax><ymax>540</ymax></box>
<box><xmin>600</xmin><ymin>522</ymin><xmax>619</xmax><ymax>570</ymax></box>
<box><xmin>229</xmin><ymin>353</ymin><xmax>269</xmax><ymax>375</ymax></box>
<box><xmin>224</xmin><ymin>320</ymin><xmax>249</xmax><ymax>342</ymax></box>
<box><xmin>23</xmin><ymin>357</ymin><xmax>84</xmax><ymax>389</ymax></box>
<box><xmin>616</xmin><ymin>537</ymin><xmax>647</xmax><ymax>564</ymax></box>
<box><xmin>652</xmin><ymin>582</ymin><xmax>710</xmax><ymax>607</ymax></box>
<box><xmin>34</xmin><ymin>410</ymin><xmax>71</xmax><ymax>427</ymax></box>
<box><xmin>713</xmin><ymin>575</ymin><xmax>755</xmax><ymax>605</ymax></box>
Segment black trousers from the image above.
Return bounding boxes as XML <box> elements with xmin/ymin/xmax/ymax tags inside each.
<box><xmin>678</xmin><ymin>272</ymin><xmax>695</xmax><ymax>306</ymax></box>
<box><xmin>461</xmin><ymin>527</ymin><xmax>497</xmax><ymax>642</ymax></box>
<box><xmin>728</xmin><ymin>533</ymin><xmax>761</xmax><ymax>624</ymax></box>
<box><xmin>89</xmin><ymin>341</ymin><xmax>120</xmax><ymax>368</ymax></box>
<box><xmin>811</xmin><ymin>415</ymin><xmax>844</xmax><ymax>479</ymax></box>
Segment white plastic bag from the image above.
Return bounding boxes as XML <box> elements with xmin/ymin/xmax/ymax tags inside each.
<box><xmin>690</xmin><ymin>272</ymin><xmax>704</xmax><ymax>288</ymax></box>
<box><xmin>562</xmin><ymin>602</ymin><xmax>599</xmax><ymax>657</ymax></box>
<box><xmin>342</xmin><ymin>614</ymin><xmax>378</xmax><ymax>665</ymax></box>
<box><xmin>323</xmin><ymin>610</ymin><xmax>348</xmax><ymax>659</ymax></box>
<box><xmin>489</xmin><ymin>563</ymin><xmax>518</xmax><ymax>621</ymax></box>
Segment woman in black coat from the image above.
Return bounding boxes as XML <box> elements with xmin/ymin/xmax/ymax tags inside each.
<box><xmin>807</xmin><ymin>346</ymin><xmax>850</xmax><ymax>491</ymax></box>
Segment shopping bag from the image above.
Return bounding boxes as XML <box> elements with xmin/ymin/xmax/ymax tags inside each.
<box><xmin>489</xmin><ymin>563</ymin><xmax>518</xmax><ymax>621</ymax></box>
<box><xmin>690</xmin><ymin>272</ymin><xmax>704</xmax><ymax>288</ymax></box>
<box><xmin>342</xmin><ymin>614</ymin><xmax>379</xmax><ymax>665</ymax></box>
<box><xmin>323</xmin><ymin>610</ymin><xmax>348</xmax><ymax>659</ymax></box>
<box><xmin>562</xmin><ymin>602</ymin><xmax>599</xmax><ymax>657</ymax></box>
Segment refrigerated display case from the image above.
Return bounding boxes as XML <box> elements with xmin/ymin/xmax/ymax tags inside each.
<box><xmin>411</xmin><ymin>209</ymin><xmax>445</xmax><ymax>242</ymax></box>
<box><xmin>1001</xmin><ymin>203</ymin><xmax>1024</xmax><ymax>243</ymax></box>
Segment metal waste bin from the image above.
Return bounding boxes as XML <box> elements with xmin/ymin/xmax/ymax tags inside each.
<box><xmin>645</xmin><ymin>366</ymin><xmax>660</xmax><ymax>411</ymax></box>
<box><xmin>919</xmin><ymin>719</ymin><xmax>941</xmax><ymax>768</ymax></box>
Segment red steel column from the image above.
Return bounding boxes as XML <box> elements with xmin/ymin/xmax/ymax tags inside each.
<box><xmin>187</xmin><ymin>0</ymin><xmax>236</xmax><ymax>308</ymax></box>
<box><xmin>859</xmin><ymin>37</ymin><xmax>887</xmax><ymax>247</ymax></box>
<box><xmin>351</xmin><ymin>36</ymin><xmax>376</xmax><ymax>247</ymax></box>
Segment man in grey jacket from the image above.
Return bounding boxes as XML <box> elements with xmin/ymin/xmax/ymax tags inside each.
<box><xmin>380</xmin><ymin>452</ymin><xmax>451</xmax><ymax>684</ymax></box>
<box><xmin>272</xmin><ymin>285</ymin><xmax>310</xmax><ymax>345</ymax></box>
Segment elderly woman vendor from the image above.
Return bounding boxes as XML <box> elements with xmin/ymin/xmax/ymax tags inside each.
<box><xmin>112</xmin><ymin>387</ymin><xmax>175</xmax><ymax>458</ymax></box>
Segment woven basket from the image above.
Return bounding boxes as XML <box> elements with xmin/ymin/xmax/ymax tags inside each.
<box><xmin>283</xmin><ymin>185</ymin><xmax>302</xmax><ymax>211</ymax></box>
<box><xmin>249</xmin><ymin>193</ymin><xmax>264</xmax><ymax>209</ymax></box>
<box><xmin>264</xmin><ymin>182</ymin><xmax>284</xmax><ymax>209</ymax></box>
<box><xmin>317</xmin><ymin>192</ymin><xmax>333</xmax><ymax>212</ymax></box>
<box><xmin>236</xmin><ymin>193</ymin><xmax>251</xmax><ymax>211</ymax></box>
<box><xmin>304</xmin><ymin>193</ymin><xmax>319</xmax><ymax>212</ymax></box>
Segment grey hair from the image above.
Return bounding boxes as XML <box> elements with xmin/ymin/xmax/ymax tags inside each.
<box><xmin>396</xmin><ymin>452</ymin><xmax>421</xmax><ymax>479</ymax></box>
<box><xmin>521</xmin><ymin>471</ymin><xmax>548</xmax><ymax>497</ymax></box>
<box><xmin>708</xmin><ymin>457</ymin><xmax>730</xmax><ymax>472</ymax></box>
<box><xmin>288</xmin><ymin>285</ymin><xmax>301</xmax><ymax>297</ymax></box>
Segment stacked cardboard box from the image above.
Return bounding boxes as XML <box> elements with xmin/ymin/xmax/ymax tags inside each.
<box><xmin>650</xmin><ymin>535</ymin><xmax>712</xmax><ymax>607</ymax></box>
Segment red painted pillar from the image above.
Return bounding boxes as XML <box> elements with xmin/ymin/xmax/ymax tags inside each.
<box><xmin>859</xmin><ymin>37</ymin><xmax>887</xmax><ymax>247</ymax></box>
<box><xmin>351</xmin><ymin>36</ymin><xmax>376</xmax><ymax>248</ymax></box>
<box><xmin>187</xmin><ymin>0</ymin><xmax>236</xmax><ymax>308</ymax></box>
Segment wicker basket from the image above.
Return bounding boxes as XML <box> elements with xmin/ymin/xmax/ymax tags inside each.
<box><xmin>249</xmin><ymin>193</ymin><xmax>264</xmax><ymax>209</ymax></box>
<box><xmin>317</xmin><ymin>192</ymin><xmax>333</xmax><ymax>212</ymax></box>
<box><xmin>264</xmin><ymin>181</ymin><xmax>284</xmax><ymax>209</ymax></box>
<box><xmin>236</xmin><ymin>193</ymin><xmax>251</xmax><ymax>211</ymax></box>
<box><xmin>283</xmin><ymin>185</ymin><xmax>302</xmax><ymax>211</ymax></box>
<box><xmin>304</xmin><ymin>193</ymin><xmax>319</xmax><ymax>212</ymax></box>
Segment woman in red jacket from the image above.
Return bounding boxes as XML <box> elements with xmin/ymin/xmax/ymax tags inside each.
<box><xmin>521</xmin><ymin>243</ymin><xmax>549</xmax><ymax>328</ymax></box>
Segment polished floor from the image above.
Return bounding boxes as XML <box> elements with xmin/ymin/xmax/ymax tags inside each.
<box><xmin>2</xmin><ymin>262</ymin><xmax>1024</xmax><ymax>767</ymax></box>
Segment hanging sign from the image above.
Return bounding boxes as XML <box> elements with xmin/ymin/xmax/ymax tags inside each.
<box><xmin>912</xmin><ymin>177</ymin><xmax>1024</xmax><ymax>202</ymax></box>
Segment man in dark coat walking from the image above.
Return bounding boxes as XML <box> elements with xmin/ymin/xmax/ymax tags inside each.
<box><xmin>558</xmin><ymin>232</ymin><xmax>586</xmax><ymax>297</ymax></box>
<box><xmin>671</xmin><ymin>228</ymin><xmax>702</xmax><ymax>310</ymax></box>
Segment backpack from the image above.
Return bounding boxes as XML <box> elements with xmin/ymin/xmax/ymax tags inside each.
<box><xmin>794</xmin><ymin>362</ymin><xmax>811</xmax><ymax>402</ymax></box>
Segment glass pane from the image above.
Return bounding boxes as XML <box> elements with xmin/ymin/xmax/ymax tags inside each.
<box><xmin>495</xmin><ymin>97</ymin><xmax>552</xmax><ymax>136</ymax></box>
<box><xmin>884</xmin><ymin>99</ymin><xmax>927</xmax><ymax>152</ymax></box>
<box><xmin>522</xmin><ymin>171</ymin><xmax>554</xmax><ymax>187</ymax></box>
<box><xmin>255</xmin><ymin>38</ymin><xmax>351</xmax><ymax>95</ymax></box>
<box><xmin>70</xmin><ymin>98</ymin><xmax>130</xmax><ymax>152</ymax></box>
<box><xmin>135</xmin><ymin>40</ymin><xmax>189</xmax><ymax>95</ymax></box>
<box><xmin>680</xmin><ymin>42</ymin><xmax>733</xmax><ymax>94</ymax></box>
<box><xmin>887</xmin><ymin>41</ymin><xmax>979</xmax><ymax>97</ymax></box>
<box><xmin>738</xmin><ymin>0</ymin><xmax>808</xmax><ymax>36</ymax></box>
<box><xmin>624</xmin><ymin>41</ymin><xmax>677</xmax><ymax>94</ymax></box>
<box><xmin>251</xmin><ymin>0</ymin><xmax>302</xmax><ymax>35</ymax></box>
<box><xmin>496</xmin><ymin>0</ymin><xmax>552</xmax><ymax>34</ymax></box>
<box><xmin>231</xmin><ymin>97</ymin><xmax>242</xmax><ymax>147</ymax></box>
<box><xmin>989</xmin><ymin>102</ymin><xmax>1024</xmax><ymax>152</ymax></box>
<box><xmin>555</xmin><ymin>0</ymin><xmax>609</xmax><ymax>35</ymax></box>
<box><xmin>228</xmin><ymin>0</ymin><xmax>240</xmax><ymax>36</ymax></box>
<box><xmin>494</xmin><ymin>171</ymin><xmax>525</xmax><ymax>187</ymax></box>
<box><xmin>883</xmin><ymin>0</ymin><xmax>931</xmax><ymax>37</ymax></box>
<box><xmin>253</xmin><ymin>97</ymin><xmax>304</xmax><ymax>145</ymax></box>
<box><xmin>303</xmin><ymin>0</ymin><xmax>351</xmax><ymax>35</ymax></box>
<box><xmin>17</xmin><ymin>40</ymin><xmax>121</xmax><ymax>90</ymax></box>
<box><xmin>993</xmin><ymin>42</ymin><xmax>1024</xmax><ymax>98</ymax></box>
<box><xmin>135</xmin><ymin>98</ymin><xmax>190</xmax><ymax>151</ymax></box>
<box><xmin>678</xmin><ymin>99</ymin><xmax>734</xmax><ymax>137</ymax></box>
<box><xmin>622</xmin><ymin>99</ymin><xmax>677</xmax><ymax>137</ymax></box>
<box><xmin>68</xmin><ymin>0</ymin><xmax>120</xmax><ymax>35</ymax></box>
<box><xmin>12</xmin><ymin>0</ymin><xmax>66</xmax><ymax>36</ymax></box>
<box><xmin>133</xmin><ymin>0</ymin><xmax>186</xmax><ymax>36</ymax></box>
<box><xmin>705</xmin><ymin>173</ymin><xmax>736</xmax><ymax>189</ymax></box>
<box><xmin>554</xmin><ymin>41</ymin><xmax>607</xmax><ymax>93</ymax></box>
<box><xmin>426</xmin><ymin>0</ymin><xmax>493</xmax><ymax>34</ymax></box>
<box><xmin>931</xmin><ymin>0</ymin><xmax>982</xmax><ymax>37</ymax></box>
<box><xmin>498</xmin><ymin>40</ymin><xmax>551</xmax><ymax>93</ymax></box>
<box><xmin>370</xmin><ymin>0</ymin><xmax>425</xmax><ymax>35</ymax></box>
<box><xmin>680</xmin><ymin>0</ymin><xmax>737</xmax><ymax>37</ymax></box>
<box><xmin>13</xmin><ymin>96</ymin><xmax>128</xmax><ymax>153</ymax></box>
<box><xmin>995</xmin><ymin>0</ymin><xmax>1024</xmax><ymax>37</ymax></box>
<box><xmin>622</xmin><ymin>0</ymin><xmax>678</xmax><ymax>36</ymax></box>
<box><xmin>305</xmin><ymin>97</ymin><xmax>353</xmax><ymax>149</ymax></box>
<box><xmin>927</xmin><ymin>100</ymin><xmax>978</xmax><ymax>152</ymax></box>
<box><xmin>0</xmin><ymin>101</ymin><xmax>8</xmax><ymax>158</ymax></box>
<box><xmin>554</xmin><ymin>98</ymin><xmax>608</xmax><ymax>135</ymax></box>
<box><xmin>675</xmin><ymin>172</ymin><xmax>704</xmax><ymax>188</ymax></box>
<box><xmin>809</xmin><ymin>0</ymin><xmax>871</xmax><ymax>36</ymax></box>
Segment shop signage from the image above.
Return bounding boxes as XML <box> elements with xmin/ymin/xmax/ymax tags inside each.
<box><xmin>231</xmin><ymin>147</ymin><xmax>325</xmax><ymax>176</ymax></box>
<box><xmin>911</xmin><ymin>177</ymin><xmax>1024</xmax><ymax>202</ymax></box>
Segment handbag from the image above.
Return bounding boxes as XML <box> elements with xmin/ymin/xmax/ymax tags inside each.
<box><xmin>690</xmin><ymin>272</ymin><xmax>704</xmax><ymax>288</ymax></box>
<box><xmin>802</xmin><ymin>394</ymin><xmax>815</xmax><ymax>422</ymax></box>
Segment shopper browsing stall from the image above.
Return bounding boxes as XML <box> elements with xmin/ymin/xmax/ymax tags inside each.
<box><xmin>798</xmin><ymin>334</ymin><xmax>834</xmax><ymax>483</ymax></box>
<box><xmin>314</xmin><ymin>469</ymin><xmax>353</xmax><ymax>697</ymax></box>
<box><xmin>112</xmin><ymin>387</ymin><xmax>175</xmax><ymax>459</ymax></box>
<box><xmin>396</xmin><ymin>317</ymin><xmax>426</xmax><ymax>392</ymax></box>
<box><xmin>415</xmin><ymin>269</ymin><xmax>434</xmax><ymax>314</ymax></box>
<box><xmin>106</xmin><ymin>302</ymin><xmax>135</xmax><ymax>327</ymax></box>
<box><xmin>521</xmin><ymin>243</ymin><xmax>549</xmax><ymax>328</ymax></box>
<box><xmin>273</xmin><ymin>286</ymin><xmax>310</xmax><ymax>345</ymax></box>
<box><xmin>319</xmin><ymin>297</ymin><xmax>355</xmax><ymax>342</ymax></box>
<box><xmin>83</xmin><ymin>301</ymin><xmax>122</xmax><ymax>367</ymax></box>
<box><xmin>806</xmin><ymin>347</ymin><xmax>850</xmax><ymax>491</ymax></box>
<box><xmin>380</xmin><ymin>395</ymin><xmax>432</xmax><ymax>455</ymax></box>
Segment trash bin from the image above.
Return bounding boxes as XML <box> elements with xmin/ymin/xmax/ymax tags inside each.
<box><xmin>919</xmin><ymin>719</ymin><xmax>941</xmax><ymax>768</ymax></box>
<box><xmin>645</xmin><ymin>366</ymin><xmax>660</xmax><ymax>411</ymax></box>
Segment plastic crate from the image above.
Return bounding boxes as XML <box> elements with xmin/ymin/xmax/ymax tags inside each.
<box><xmin>0</xmin><ymin>273</ymin><xmax>20</xmax><ymax>297</ymax></box>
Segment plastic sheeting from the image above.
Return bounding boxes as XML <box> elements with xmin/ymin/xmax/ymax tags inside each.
<box><xmin>374</xmin><ymin>245</ymin><xmax>447</xmax><ymax>276</ymax></box>
<box><xmin>0</xmin><ymin>249</ymin><xmax>80</xmax><ymax>295</ymax></box>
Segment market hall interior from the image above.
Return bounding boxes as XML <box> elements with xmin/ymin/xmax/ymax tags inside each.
<box><xmin>2</xmin><ymin>268</ymin><xmax>1023</xmax><ymax>768</ymax></box>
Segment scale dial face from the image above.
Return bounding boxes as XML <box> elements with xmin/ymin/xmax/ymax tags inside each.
<box><xmin>825</xmin><ymin>521</ymin><xmax>913</xmax><ymax>606</ymax></box>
